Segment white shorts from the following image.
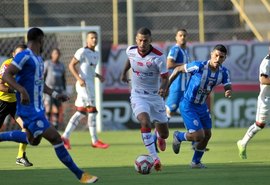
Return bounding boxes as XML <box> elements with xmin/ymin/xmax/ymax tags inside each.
<box><xmin>74</xmin><ymin>81</ymin><xmax>95</xmax><ymax>107</ymax></box>
<box><xmin>256</xmin><ymin>99</ymin><xmax>270</xmax><ymax>124</ymax></box>
<box><xmin>130</xmin><ymin>93</ymin><xmax>168</xmax><ymax>123</ymax></box>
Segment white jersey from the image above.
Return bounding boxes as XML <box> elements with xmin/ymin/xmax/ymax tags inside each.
<box><xmin>74</xmin><ymin>47</ymin><xmax>99</xmax><ymax>107</ymax></box>
<box><xmin>74</xmin><ymin>47</ymin><xmax>99</xmax><ymax>83</ymax></box>
<box><xmin>126</xmin><ymin>45</ymin><xmax>168</xmax><ymax>95</ymax></box>
<box><xmin>258</xmin><ymin>55</ymin><xmax>270</xmax><ymax>105</ymax></box>
<box><xmin>256</xmin><ymin>54</ymin><xmax>270</xmax><ymax>123</ymax></box>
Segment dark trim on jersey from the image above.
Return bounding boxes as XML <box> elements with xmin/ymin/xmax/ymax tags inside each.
<box><xmin>261</xmin><ymin>73</ymin><xmax>268</xmax><ymax>78</ymax></box>
<box><xmin>266</xmin><ymin>54</ymin><xmax>270</xmax><ymax>59</ymax></box>
<box><xmin>84</xmin><ymin>46</ymin><xmax>95</xmax><ymax>52</ymax></box>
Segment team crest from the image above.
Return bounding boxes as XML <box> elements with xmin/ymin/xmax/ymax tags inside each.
<box><xmin>146</xmin><ymin>61</ymin><xmax>152</xmax><ymax>68</ymax></box>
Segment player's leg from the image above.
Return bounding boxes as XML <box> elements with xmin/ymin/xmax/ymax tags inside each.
<box><xmin>51</xmin><ymin>99</ymin><xmax>62</xmax><ymax>130</ymax></box>
<box><xmin>15</xmin><ymin>116</ymin><xmax>33</xmax><ymax>167</ymax></box>
<box><xmin>165</xmin><ymin>90</ymin><xmax>181</xmax><ymax>120</ymax></box>
<box><xmin>62</xmin><ymin>109</ymin><xmax>86</xmax><ymax>149</ymax></box>
<box><xmin>87</xmin><ymin>107</ymin><xmax>109</xmax><ymax>149</ymax></box>
<box><xmin>42</xmin><ymin>121</ymin><xmax>98</xmax><ymax>183</ymax></box>
<box><xmin>237</xmin><ymin>105</ymin><xmax>268</xmax><ymax>159</ymax></box>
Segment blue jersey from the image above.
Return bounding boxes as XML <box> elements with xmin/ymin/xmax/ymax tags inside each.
<box><xmin>12</xmin><ymin>48</ymin><xmax>45</xmax><ymax>118</ymax></box>
<box><xmin>167</xmin><ymin>44</ymin><xmax>190</xmax><ymax>92</ymax></box>
<box><xmin>184</xmin><ymin>61</ymin><xmax>231</xmax><ymax>104</ymax></box>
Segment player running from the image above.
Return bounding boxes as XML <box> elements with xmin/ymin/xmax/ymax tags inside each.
<box><xmin>121</xmin><ymin>27</ymin><xmax>169</xmax><ymax>171</ymax></box>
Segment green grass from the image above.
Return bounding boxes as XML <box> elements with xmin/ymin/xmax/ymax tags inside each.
<box><xmin>1</xmin><ymin>128</ymin><xmax>270</xmax><ymax>185</ymax></box>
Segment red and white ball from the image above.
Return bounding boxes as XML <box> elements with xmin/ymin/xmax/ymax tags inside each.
<box><xmin>134</xmin><ymin>154</ymin><xmax>154</xmax><ymax>175</ymax></box>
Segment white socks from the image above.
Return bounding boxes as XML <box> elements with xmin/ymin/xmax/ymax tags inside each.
<box><xmin>241</xmin><ymin>123</ymin><xmax>262</xmax><ymax>147</ymax></box>
<box><xmin>62</xmin><ymin>111</ymin><xmax>85</xmax><ymax>138</ymax></box>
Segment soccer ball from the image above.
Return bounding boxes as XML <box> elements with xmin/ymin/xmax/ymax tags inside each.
<box><xmin>134</xmin><ymin>154</ymin><xmax>154</xmax><ymax>175</ymax></box>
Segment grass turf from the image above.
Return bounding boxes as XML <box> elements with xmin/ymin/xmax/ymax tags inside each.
<box><xmin>1</xmin><ymin>128</ymin><xmax>270</xmax><ymax>185</ymax></box>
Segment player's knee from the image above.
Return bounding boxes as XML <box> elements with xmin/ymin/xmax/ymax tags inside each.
<box><xmin>29</xmin><ymin>139</ymin><xmax>41</xmax><ymax>146</ymax></box>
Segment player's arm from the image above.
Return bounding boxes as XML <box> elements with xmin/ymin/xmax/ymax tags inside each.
<box><xmin>44</xmin><ymin>83</ymin><xmax>69</xmax><ymax>102</ymax></box>
<box><xmin>121</xmin><ymin>59</ymin><xmax>131</xmax><ymax>83</ymax></box>
<box><xmin>0</xmin><ymin>79</ymin><xmax>15</xmax><ymax>93</ymax></box>
<box><xmin>167</xmin><ymin>58</ymin><xmax>183</xmax><ymax>69</ymax></box>
<box><xmin>260</xmin><ymin>74</ymin><xmax>270</xmax><ymax>85</ymax></box>
<box><xmin>69</xmin><ymin>57</ymin><xmax>85</xmax><ymax>86</ymax></box>
<box><xmin>168</xmin><ymin>65</ymin><xmax>186</xmax><ymax>88</ymax></box>
<box><xmin>159</xmin><ymin>73</ymin><xmax>169</xmax><ymax>98</ymax></box>
<box><xmin>2</xmin><ymin>64</ymin><xmax>30</xmax><ymax>104</ymax></box>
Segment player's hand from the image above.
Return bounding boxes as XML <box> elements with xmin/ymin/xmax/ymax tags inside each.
<box><xmin>158</xmin><ymin>88</ymin><xmax>167</xmax><ymax>98</ymax></box>
<box><xmin>56</xmin><ymin>94</ymin><xmax>70</xmax><ymax>102</ymax></box>
<box><xmin>20</xmin><ymin>88</ymin><xmax>30</xmax><ymax>105</ymax></box>
<box><xmin>78</xmin><ymin>78</ymin><xmax>86</xmax><ymax>87</ymax></box>
<box><xmin>225</xmin><ymin>90</ymin><xmax>232</xmax><ymax>98</ymax></box>
<box><xmin>121</xmin><ymin>73</ymin><xmax>130</xmax><ymax>83</ymax></box>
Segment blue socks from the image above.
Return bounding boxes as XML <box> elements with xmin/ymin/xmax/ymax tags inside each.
<box><xmin>192</xmin><ymin>149</ymin><xmax>204</xmax><ymax>164</ymax></box>
<box><xmin>0</xmin><ymin>130</ymin><xmax>28</xmax><ymax>143</ymax></box>
<box><xmin>176</xmin><ymin>132</ymin><xmax>187</xmax><ymax>142</ymax></box>
<box><xmin>54</xmin><ymin>143</ymin><xmax>84</xmax><ymax>179</ymax></box>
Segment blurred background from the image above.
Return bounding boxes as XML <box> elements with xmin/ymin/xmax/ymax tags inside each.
<box><xmin>0</xmin><ymin>0</ymin><xmax>269</xmax><ymax>131</ymax></box>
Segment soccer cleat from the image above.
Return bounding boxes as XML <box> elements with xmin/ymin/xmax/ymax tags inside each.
<box><xmin>190</xmin><ymin>162</ymin><xmax>206</xmax><ymax>169</ymax></box>
<box><xmin>61</xmin><ymin>136</ymin><xmax>71</xmax><ymax>150</ymax></box>
<box><xmin>237</xmin><ymin>140</ymin><xmax>247</xmax><ymax>159</ymax></box>
<box><xmin>153</xmin><ymin>158</ymin><xmax>162</xmax><ymax>171</ymax></box>
<box><xmin>80</xmin><ymin>172</ymin><xmax>98</xmax><ymax>184</ymax></box>
<box><xmin>154</xmin><ymin>129</ymin><xmax>166</xmax><ymax>151</ymax></box>
<box><xmin>92</xmin><ymin>140</ymin><xmax>110</xmax><ymax>149</ymax></box>
<box><xmin>172</xmin><ymin>131</ymin><xmax>181</xmax><ymax>154</ymax></box>
<box><xmin>16</xmin><ymin>152</ymin><xmax>33</xmax><ymax>167</ymax></box>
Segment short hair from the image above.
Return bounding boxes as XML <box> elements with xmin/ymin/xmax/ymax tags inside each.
<box><xmin>27</xmin><ymin>27</ymin><xmax>44</xmax><ymax>42</ymax></box>
<box><xmin>137</xmin><ymin>27</ymin><xmax>151</xmax><ymax>36</ymax></box>
<box><xmin>176</xmin><ymin>28</ymin><xmax>187</xmax><ymax>34</ymax></box>
<box><xmin>13</xmin><ymin>43</ymin><xmax>27</xmax><ymax>52</ymax></box>
<box><xmin>213</xmin><ymin>44</ymin><xmax>227</xmax><ymax>55</ymax></box>
<box><xmin>87</xmin><ymin>31</ymin><xmax>98</xmax><ymax>35</ymax></box>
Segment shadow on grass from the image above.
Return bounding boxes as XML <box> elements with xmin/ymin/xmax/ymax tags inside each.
<box><xmin>1</xmin><ymin>162</ymin><xmax>270</xmax><ymax>185</ymax></box>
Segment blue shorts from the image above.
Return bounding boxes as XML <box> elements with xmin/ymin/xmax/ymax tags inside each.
<box><xmin>166</xmin><ymin>90</ymin><xmax>184</xmax><ymax>113</ymax></box>
<box><xmin>180</xmin><ymin>98</ymin><xmax>212</xmax><ymax>133</ymax></box>
<box><xmin>22</xmin><ymin>113</ymin><xmax>50</xmax><ymax>138</ymax></box>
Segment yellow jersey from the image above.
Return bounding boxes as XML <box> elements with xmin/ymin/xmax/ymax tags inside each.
<box><xmin>0</xmin><ymin>58</ymin><xmax>16</xmax><ymax>102</ymax></box>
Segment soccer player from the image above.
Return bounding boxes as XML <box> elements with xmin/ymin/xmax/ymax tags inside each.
<box><xmin>121</xmin><ymin>27</ymin><xmax>169</xmax><ymax>171</ymax></box>
<box><xmin>44</xmin><ymin>48</ymin><xmax>66</xmax><ymax>130</ymax></box>
<box><xmin>169</xmin><ymin>44</ymin><xmax>232</xmax><ymax>168</ymax></box>
<box><xmin>237</xmin><ymin>46</ymin><xmax>270</xmax><ymax>159</ymax></box>
<box><xmin>0</xmin><ymin>27</ymin><xmax>98</xmax><ymax>183</ymax></box>
<box><xmin>61</xmin><ymin>31</ymin><xmax>109</xmax><ymax>150</ymax></box>
<box><xmin>0</xmin><ymin>43</ymin><xmax>33</xmax><ymax>167</ymax></box>
<box><xmin>165</xmin><ymin>29</ymin><xmax>190</xmax><ymax>119</ymax></box>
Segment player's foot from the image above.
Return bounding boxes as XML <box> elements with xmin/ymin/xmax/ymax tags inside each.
<box><xmin>92</xmin><ymin>140</ymin><xmax>110</xmax><ymax>149</ymax></box>
<box><xmin>172</xmin><ymin>131</ymin><xmax>181</xmax><ymax>154</ymax></box>
<box><xmin>61</xmin><ymin>136</ymin><xmax>71</xmax><ymax>150</ymax></box>
<box><xmin>190</xmin><ymin>162</ymin><xmax>206</xmax><ymax>169</ymax></box>
<box><xmin>154</xmin><ymin>129</ymin><xmax>166</xmax><ymax>151</ymax></box>
<box><xmin>16</xmin><ymin>152</ymin><xmax>33</xmax><ymax>167</ymax></box>
<box><xmin>80</xmin><ymin>172</ymin><xmax>98</xmax><ymax>184</ymax></box>
<box><xmin>237</xmin><ymin>140</ymin><xmax>247</xmax><ymax>159</ymax></box>
<box><xmin>153</xmin><ymin>158</ymin><xmax>162</xmax><ymax>171</ymax></box>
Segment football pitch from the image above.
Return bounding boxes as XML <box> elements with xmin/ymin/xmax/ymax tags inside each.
<box><xmin>1</xmin><ymin>128</ymin><xmax>270</xmax><ymax>185</ymax></box>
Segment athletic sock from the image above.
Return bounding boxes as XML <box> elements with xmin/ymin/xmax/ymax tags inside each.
<box><xmin>241</xmin><ymin>122</ymin><xmax>262</xmax><ymax>147</ymax></box>
<box><xmin>54</xmin><ymin>143</ymin><xmax>84</xmax><ymax>179</ymax></box>
<box><xmin>192</xmin><ymin>148</ymin><xmax>205</xmax><ymax>164</ymax></box>
<box><xmin>17</xmin><ymin>143</ymin><xmax>27</xmax><ymax>158</ymax></box>
<box><xmin>62</xmin><ymin>111</ymin><xmax>85</xmax><ymax>138</ymax></box>
<box><xmin>88</xmin><ymin>113</ymin><xmax>98</xmax><ymax>144</ymax></box>
<box><xmin>176</xmin><ymin>131</ymin><xmax>187</xmax><ymax>142</ymax></box>
<box><xmin>141</xmin><ymin>128</ymin><xmax>158</xmax><ymax>160</ymax></box>
<box><xmin>0</xmin><ymin>130</ymin><xmax>28</xmax><ymax>144</ymax></box>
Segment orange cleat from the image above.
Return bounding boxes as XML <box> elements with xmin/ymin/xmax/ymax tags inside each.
<box><xmin>157</xmin><ymin>137</ymin><xmax>166</xmax><ymax>152</ymax></box>
<box><xmin>153</xmin><ymin>158</ymin><xmax>162</xmax><ymax>171</ymax></box>
<box><xmin>80</xmin><ymin>172</ymin><xmax>98</xmax><ymax>184</ymax></box>
<box><xmin>61</xmin><ymin>136</ymin><xmax>71</xmax><ymax>150</ymax></box>
<box><xmin>91</xmin><ymin>140</ymin><xmax>109</xmax><ymax>149</ymax></box>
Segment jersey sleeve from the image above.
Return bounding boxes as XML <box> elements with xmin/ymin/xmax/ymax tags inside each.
<box><xmin>74</xmin><ymin>48</ymin><xmax>84</xmax><ymax>61</ymax></box>
<box><xmin>11</xmin><ymin>52</ymin><xmax>29</xmax><ymax>70</ymax></box>
<box><xmin>0</xmin><ymin>59</ymin><xmax>12</xmax><ymax>78</ymax></box>
<box><xmin>156</xmin><ymin>55</ymin><xmax>168</xmax><ymax>75</ymax></box>
<box><xmin>222</xmin><ymin>68</ymin><xmax>232</xmax><ymax>86</ymax></box>
<box><xmin>185</xmin><ymin>61</ymin><xmax>201</xmax><ymax>74</ymax></box>
<box><xmin>167</xmin><ymin>46</ymin><xmax>179</xmax><ymax>61</ymax></box>
<box><xmin>260</xmin><ymin>57</ymin><xmax>270</xmax><ymax>77</ymax></box>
